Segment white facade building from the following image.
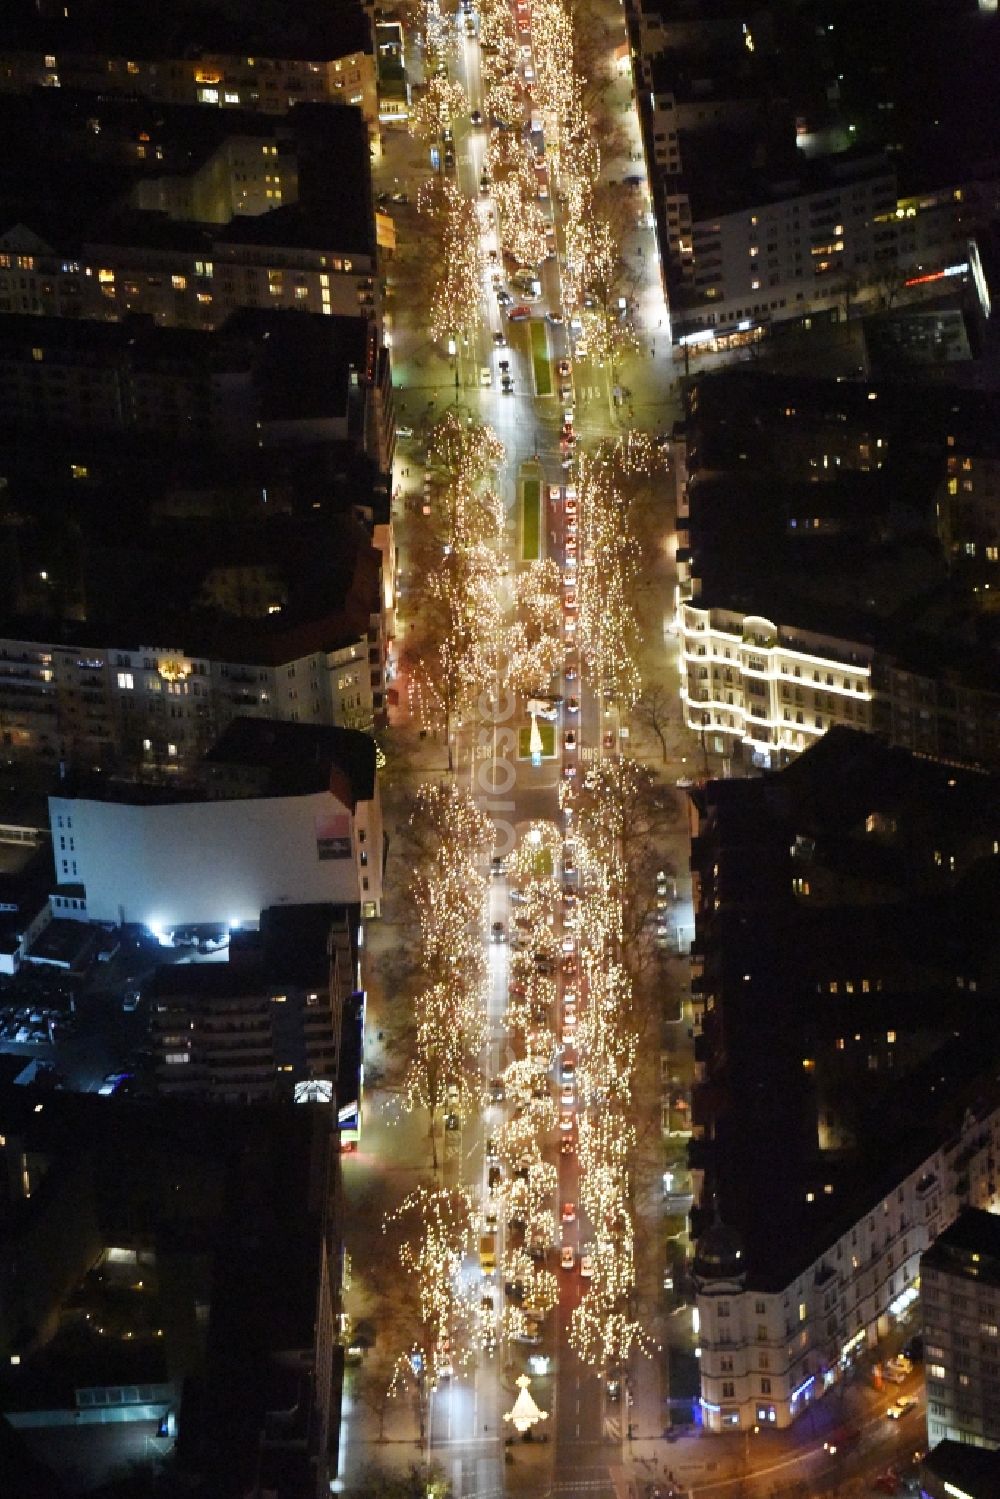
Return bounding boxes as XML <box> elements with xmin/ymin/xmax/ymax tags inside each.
<box><xmin>48</xmin><ymin>760</ymin><xmax>382</xmax><ymax>928</ymax></box>
<box><xmin>678</xmin><ymin>601</ymin><xmax>874</xmax><ymax>765</ymax></box>
<box><xmin>665</xmin><ymin>155</ymin><xmax>899</xmax><ymax>341</ymax></box>
<box><xmin>696</xmin><ymin>1099</ymin><xmax>1000</xmax><ymax>1431</ymax></box>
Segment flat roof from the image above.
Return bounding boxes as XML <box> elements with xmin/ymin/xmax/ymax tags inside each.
<box><xmin>0</xmin><ymin>0</ymin><xmax>372</xmax><ymax>61</ymax></box>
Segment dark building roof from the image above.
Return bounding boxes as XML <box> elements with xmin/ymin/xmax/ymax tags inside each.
<box><xmin>921</xmin><ymin>1438</ymin><xmax>1000</xmax><ymax>1498</ymax></box>
<box><xmin>0</xmin><ymin>0</ymin><xmax>372</xmax><ymax>61</ymax></box>
<box><xmin>0</xmin><ymin>1413</ymin><xmax>66</xmax><ymax>1499</ymax></box>
<box><xmin>206</xmin><ymin>716</ymin><xmax>378</xmax><ymax>807</ymax></box>
<box><xmin>149</xmin><ymin>902</ymin><xmax>354</xmax><ymax>998</ymax></box>
<box><xmin>922</xmin><ymin>1206</ymin><xmax>1000</xmax><ymax>1288</ymax></box>
<box><xmin>0</xmin><ymin>1078</ymin><xmax>336</xmax><ymax>1499</ymax></box>
<box><xmin>689</xmin><ymin>729</ymin><xmax>1000</xmax><ymax>1291</ymax></box>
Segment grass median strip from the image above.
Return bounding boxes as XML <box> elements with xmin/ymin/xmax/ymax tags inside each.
<box><xmin>530</xmin><ymin>318</ymin><xmax>552</xmax><ymax>397</ymax></box>
<box><xmin>517</xmin><ymin>721</ymin><xmax>555</xmax><ymax>758</ymax></box>
<box><xmin>522</xmin><ymin>476</ymin><xmax>540</xmax><ymax>560</ymax></box>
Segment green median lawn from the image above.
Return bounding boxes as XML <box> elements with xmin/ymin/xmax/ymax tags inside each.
<box><xmin>517</xmin><ymin>721</ymin><xmax>555</xmax><ymax>758</ymax></box>
<box><xmin>521</xmin><ymin>477</ymin><xmax>540</xmax><ymax>560</ymax></box>
<box><xmin>530</xmin><ymin>319</ymin><xmax>552</xmax><ymax>397</ymax></box>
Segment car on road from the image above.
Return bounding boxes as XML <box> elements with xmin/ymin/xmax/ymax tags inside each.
<box><xmin>562</xmin><ymin>1202</ymin><xmax>576</xmax><ymax>1222</ymax></box>
<box><xmin>546</xmin><ymin>310</ymin><xmax>563</xmax><ymax>324</ymax></box>
<box><xmin>560</xmin><ymin>1082</ymin><xmax>575</xmax><ymax>1106</ymax></box>
<box><xmin>561</xmin><ymin>1056</ymin><xmax>576</xmax><ymax>1081</ymax></box>
<box><xmin>122</xmin><ymin>988</ymin><xmax>141</xmax><ymax>1012</ymax></box>
<box><xmin>559</xmin><ymin>1110</ymin><xmax>574</xmax><ymax>1133</ymax></box>
<box><xmin>580</xmin><ymin>1251</ymin><xmax>594</xmax><ymax>1278</ymax></box>
<box><xmin>512</xmin><ymin>1319</ymin><xmax>542</xmax><ymax>1345</ymax></box>
<box><xmin>485</xmin><ymin>1137</ymin><xmax>499</xmax><ymax>1162</ymax></box>
<box><xmin>886</xmin><ymin>1397</ymin><xmax>917</xmax><ymax>1420</ymax></box>
<box><xmin>471</xmin><ymin>109</ymin><xmax>483</xmax><ymax>124</ymax></box>
<box><xmin>565</xmin><ymin>663</ymin><xmax>577</xmax><ymax>681</ymax></box>
<box><xmin>871</xmin><ymin>1473</ymin><xmax>901</xmax><ymax>1495</ymax></box>
<box><xmin>562</xmin><ymin>763</ymin><xmax>576</xmax><ymax>779</ymax></box>
<box><xmin>557</xmin><ymin>358</ymin><xmax>572</xmax><ymax>377</ymax></box>
<box><xmin>507</xmin><ymin>305</ymin><xmax>532</xmax><ymax>321</ymax></box>
<box><xmin>488</xmin><ymin>1164</ymin><xmax>503</xmax><ymax>1192</ymax></box>
<box><xmin>567</xmin><ymin>697</ymin><xmax>580</xmax><ymax>714</ymax></box>
<box><xmin>501</xmin><ymin>375</ymin><xmax>514</xmax><ymax>393</ymax></box>
<box><xmin>491</xmin><ymin>920</ymin><xmax>506</xmax><ymax>942</ymax></box>
<box><xmin>563</xmin><ymin>590</ymin><xmax>578</xmax><ymax>611</ymax></box>
<box><xmin>560</xmin><ymin>1132</ymin><xmax>576</xmax><ymax>1154</ymax></box>
<box><xmin>497</xmin><ymin>288</ymin><xmax>513</xmax><ymax>306</ymax></box>
<box><xmin>886</xmin><ymin>1354</ymin><xmax>913</xmax><ymax>1377</ymax></box>
<box><xmin>99</xmin><ymin>1070</ymin><xmax>134</xmax><ymax>1096</ymax></box>
<box><xmin>564</xmin><ymin>496</ymin><xmax>577</xmax><ymax>517</ymax></box>
<box><xmin>564</xmin><ymin>729</ymin><xmax>577</xmax><ymax>750</ymax></box>
<box><xmin>561</xmin><ymin>1245</ymin><xmax>576</xmax><ymax>1270</ymax></box>
<box><xmin>396</xmin><ymin>424</ymin><xmax>414</xmax><ymax>440</ymax></box>
<box><xmin>493</xmin><ymin>330</ymin><xmax>506</xmax><ymax>347</ymax></box>
<box><xmin>489</xmin><ymin>1078</ymin><xmax>505</xmax><ymax>1102</ymax></box>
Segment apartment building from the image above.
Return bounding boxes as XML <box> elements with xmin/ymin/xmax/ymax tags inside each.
<box><xmin>677</xmin><ymin>370</ymin><xmax>1000</xmax><ymax>771</ymax></box>
<box><xmin>678</xmin><ymin>602</ymin><xmax>874</xmax><ymax>762</ymax></box>
<box><xmin>688</xmin><ymin>729</ymin><xmax>1000</xmax><ymax>1431</ymax></box>
<box><xmin>0</xmin><ymin>0</ymin><xmax>378</xmax><ymax>128</ymax></box>
<box><xmin>0</xmin><ymin>104</ymin><xmax>378</xmax><ymax>331</ymax></box>
<box><xmin>0</xmin><ymin>507</ymin><xmax>388</xmax><ymax>776</ymax></box>
<box><xmin>937</xmin><ymin>430</ymin><xmax>1000</xmax><ymax>591</ymax></box>
<box><xmin>0</xmin><ymin>1081</ymin><xmax>346</xmax><ymax>1495</ymax></box>
<box><xmin>677</xmin><ymin>598</ymin><xmax>1000</xmax><ymax>772</ymax></box>
<box><xmin>696</xmin><ymin>1105</ymin><xmax>1000</xmax><ymax>1431</ymax></box>
<box><xmin>151</xmin><ymin>904</ymin><xmax>356</xmax><ymax>1102</ymax></box>
<box><xmin>663</xmin><ymin>143</ymin><xmax>899</xmax><ymax>343</ymax></box>
<box><xmin>921</xmin><ymin>1209</ymin><xmax>1000</xmax><ymax>1451</ymax></box>
<box><xmin>0</xmin><ymin>309</ymin><xmax>394</xmax><ymax>474</ymax></box>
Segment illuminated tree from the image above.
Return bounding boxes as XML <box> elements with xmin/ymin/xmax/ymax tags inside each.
<box><xmin>408</xmin><ymin>74</ymin><xmax>469</xmax><ymax>148</ymax></box>
<box><xmin>400</xmin><ymin>785</ymin><xmax>492</xmax><ymax>1165</ymax></box>
<box><xmin>384</xmin><ymin>1186</ymin><xmax>477</xmax><ymax>1425</ymax></box>
<box><xmin>416</xmin><ymin>179</ymin><xmax>485</xmax><ymax>349</ymax></box>
<box><xmin>504</xmin><ymin>560</ymin><xmax>564</xmax><ymax>698</ymax></box>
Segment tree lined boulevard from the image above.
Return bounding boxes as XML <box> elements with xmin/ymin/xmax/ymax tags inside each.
<box><xmin>333</xmin><ymin>1</ymin><xmax>929</xmax><ymax>1497</ymax></box>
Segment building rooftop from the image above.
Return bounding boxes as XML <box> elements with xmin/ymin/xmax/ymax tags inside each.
<box><xmin>0</xmin><ymin>98</ymin><xmax>375</xmax><ymax>263</ymax></box>
<box><xmin>674</xmin><ymin>135</ymin><xmax>892</xmax><ymax>223</ymax></box>
<box><xmin>149</xmin><ymin>902</ymin><xmax>355</xmax><ymax>999</ymax></box>
<box><xmin>689</xmin><ymin>729</ymin><xmax>1000</xmax><ymax>1291</ymax></box>
<box><xmin>923</xmin><ymin>1206</ymin><xmax>1000</xmax><ymax>1288</ymax></box>
<box><xmin>0</xmin><ymin>508</ymin><xmax>381</xmax><ymax>666</ymax></box>
<box><xmin>0</xmin><ymin>0</ymin><xmax>372</xmax><ymax>62</ymax></box>
<box><xmin>207</xmin><ymin>716</ymin><xmax>378</xmax><ymax>807</ymax></box>
<box><xmin>684</xmin><ymin>370</ymin><xmax>1000</xmax><ymax>694</ymax></box>
<box><xmin>921</xmin><ymin>1439</ymin><xmax>1000</xmax><ymax>1499</ymax></box>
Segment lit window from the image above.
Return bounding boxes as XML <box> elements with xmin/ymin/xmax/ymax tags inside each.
<box><xmin>887</xmin><ymin>1030</ymin><xmax>896</xmax><ymax>1044</ymax></box>
<box><xmin>45</xmin><ymin>54</ymin><xmax>56</xmax><ymax>69</ymax></box>
<box><xmin>117</xmin><ymin>671</ymin><xmax>134</xmax><ymax>690</ymax></box>
<box><xmin>172</xmin><ymin>274</ymin><xmax>187</xmax><ymax>290</ymax></box>
<box><xmin>167</xmin><ymin>742</ymin><xmax>177</xmax><ymax>757</ymax></box>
